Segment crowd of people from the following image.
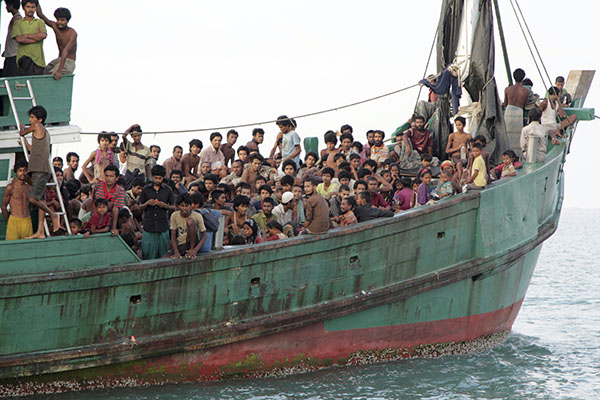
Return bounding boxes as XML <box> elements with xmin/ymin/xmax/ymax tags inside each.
<box><xmin>2</xmin><ymin>0</ymin><xmax>76</xmax><ymax>79</ymax></box>
<box><xmin>0</xmin><ymin>2</ymin><xmax>575</xmax><ymax>261</ymax></box>
<box><xmin>2</xmin><ymin>102</ymin><xmax>530</xmax><ymax>261</ymax></box>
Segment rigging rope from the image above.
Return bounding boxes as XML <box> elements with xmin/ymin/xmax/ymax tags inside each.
<box><xmin>80</xmin><ymin>83</ymin><xmax>420</xmax><ymax>136</ymax></box>
<box><xmin>513</xmin><ymin>0</ymin><xmax>553</xmax><ymax>89</ymax></box>
<box><xmin>507</xmin><ymin>0</ymin><xmax>547</xmax><ymax>91</ymax></box>
<box><xmin>412</xmin><ymin>28</ymin><xmax>439</xmax><ymax>115</ymax></box>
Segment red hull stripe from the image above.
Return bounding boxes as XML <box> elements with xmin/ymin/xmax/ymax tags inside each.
<box><xmin>132</xmin><ymin>297</ymin><xmax>525</xmax><ymax>379</ymax></box>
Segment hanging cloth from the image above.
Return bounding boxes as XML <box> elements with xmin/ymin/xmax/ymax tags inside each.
<box><xmin>419</xmin><ymin>67</ymin><xmax>462</xmax><ymax>116</ymax></box>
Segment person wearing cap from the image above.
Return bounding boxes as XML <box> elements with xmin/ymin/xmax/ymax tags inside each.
<box><xmin>272</xmin><ymin>191</ymin><xmax>296</xmax><ymax>237</ymax></box>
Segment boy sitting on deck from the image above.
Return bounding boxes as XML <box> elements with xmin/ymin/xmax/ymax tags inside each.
<box><xmin>170</xmin><ymin>194</ymin><xmax>207</xmax><ymax>259</ymax></box>
<box><xmin>416</xmin><ymin>153</ymin><xmax>433</xmax><ymax>180</ymax></box>
<box><xmin>432</xmin><ymin>170</ymin><xmax>454</xmax><ymax>199</ymax></box>
<box><xmin>85</xmin><ymin>198</ymin><xmax>111</xmax><ymax>234</ymax></box>
<box><xmin>491</xmin><ymin>150</ymin><xmax>520</xmax><ymax>180</ymax></box>
<box><xmin>464</xmin><ymin>143</ymin><xmax>487</xmax><ymax>191</ymax></box>
<box><xmin>316</xmin><ymin>167</ymin><xmax>338</xmax><ymax>200</ymax></box>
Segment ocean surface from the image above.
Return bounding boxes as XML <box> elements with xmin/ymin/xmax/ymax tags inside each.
<box><xmin>42</xmin><ymin>208</ymin><xmax>600</xmax><ymax>400</ymax></box>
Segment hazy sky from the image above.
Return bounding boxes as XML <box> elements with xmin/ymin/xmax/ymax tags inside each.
<box><xmin>2</xmin><ymin>1</ymin><xmax>597</xmax><ymax>208</ymax></box>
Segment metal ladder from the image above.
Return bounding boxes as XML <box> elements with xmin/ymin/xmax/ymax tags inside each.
<box><xmin>3</xmin><ymin>79</ymin><xmax>71</xmax><ymax>235</ymax></box>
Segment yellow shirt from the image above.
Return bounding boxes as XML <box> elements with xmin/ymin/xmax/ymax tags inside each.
<box><xmin>170</xmin><ymin>211</ymin><xmax>206</xmax><ymax>246</ymax></box>
<box><xmin>472</xmin><ymin>155</ymin><xmax>487</xmax><ymax>187</ymax></box>
<box><xmin>316</xmin><ymin>182</ymin><xmax>338</xmax><ymax>197</ymax></box>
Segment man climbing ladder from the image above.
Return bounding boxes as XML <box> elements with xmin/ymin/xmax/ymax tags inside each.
<box><xmin>19</xmin><ymin>105</ymin><xmax>62</xmax><ymax>238</ymax></box>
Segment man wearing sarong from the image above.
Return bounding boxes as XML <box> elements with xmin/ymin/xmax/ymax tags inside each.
<box><xmin>502</xmin><ymin>68</ymin><xmax>530</xmax><ymax>154</ymax></box>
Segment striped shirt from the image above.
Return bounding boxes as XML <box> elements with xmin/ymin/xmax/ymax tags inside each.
<box><xmin>92</xmin><ymin>181</ymin><xmax>126</xmax><ymax>210</ymax></box>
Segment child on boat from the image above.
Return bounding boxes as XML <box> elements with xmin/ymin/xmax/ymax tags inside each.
<box><xmin>81</xmin><ymin>133</ymin><xmax>114</xmax><ymax>184</ymax></box>
<box><xmin>392</xmin><ymin>177</ymin><xmax>416</xmax><ymax>211</ymax></box>
<box><xmin>264</xmin><ymin>220</ymin><xmax>287</xmax><ymax>241</ymax></box>
<box><xmin>465</xmin><ymin>143</ymin><xmax>487</xmax><ymax>191</ymax></box>
<box><xmin>433</xmin><ymin>170</ymin><xmax>454</xmax><ymax>199</ymax></box>
<box><xmin>491</xmin><ymin>150</ymin><xmax>520</xmax><ymax>180</ymax></box>
<box><xmin>417</xmin><ymin>170</ymin><xmax>433</xmax><ymax>205</ymax></box>
<box><xmin>85</xmin><ymin>198</ymin><xmax>111</xmax><ymax>234</ymax></box>
<box><xmin>317</xmin><ymin>167</ymin><xmax>338</xmax><ymax>200</ymax></box>
<box><xmin>170</xmin><ymin>194</ymin><xmax>207</xmax><ymax>259</ymax></box>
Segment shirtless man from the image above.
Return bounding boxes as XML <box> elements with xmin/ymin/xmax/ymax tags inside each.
<box><xmin>445</xmin><ymin>116</ymin><xmax>472</xmax><ymax>179</ymax></box>
<box><xmin>182</xmin><ymin>139</ymin><xmax>202</xmax><ymax>186</ymax></box>
<box><xmin>36</xmin><ymin>3</ymin><xmax>76</xmax><ymax>80</ymax></box>
<box><xmin>503</xmin><ymin>69</ymin><xmax>530</xmax><ymax>109</ymax></box>
<box><xmin>241</xmin><ymin>153</ymin><xmax>264</xmax><ymax>193</ymax></box>
<box><xmin>503</xmin><ymin>68</ymin><xmax>531</xmax><ymax>151</ymax></box>
<box><xmin>1</xmin><ymin>160</ymin><xmax>32</xmax><ymax>240</ymax></box>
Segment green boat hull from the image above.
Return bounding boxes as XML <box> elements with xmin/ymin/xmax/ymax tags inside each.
<box><xmin>0</xmin><ymin>130</ymin><xmax>567</xmax><ymax>395</ymax></box>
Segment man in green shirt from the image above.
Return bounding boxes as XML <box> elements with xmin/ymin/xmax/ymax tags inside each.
<box><xmin>12</xmin><ymin>0</ymin><xmax>46</xmax><ymax>76</ymax></box>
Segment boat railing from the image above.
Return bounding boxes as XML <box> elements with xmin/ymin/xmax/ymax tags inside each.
<box><xmin>0</xmin><ymin>74</ymin><xmax>74</xmax><ymax>130</ymax></box>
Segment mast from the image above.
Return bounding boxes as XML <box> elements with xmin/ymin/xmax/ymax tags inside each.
<box><xmin>492</xmin><ymin>0</ymin><xmax>513</xmax><ymax>86</ymax></box>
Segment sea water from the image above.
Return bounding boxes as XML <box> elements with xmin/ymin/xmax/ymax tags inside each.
<box><xmin>41</xmin><ymin>209</ymin><xmax>600</xmax><ymax>400</ymax></box>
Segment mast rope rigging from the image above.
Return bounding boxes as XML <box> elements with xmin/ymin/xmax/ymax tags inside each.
<box><xmin>513</xmin><ymin>0</ymin><xmax>553</xmax><ymax>89</ymax></box>
<box><xmin>80</xmin><ymin>83</ymin><xmax>420</xmax><ymax>136</ymax></box>
<box><xmin>508</xmin><ymin>0</ymin><xmax>551</xmax><ymax>90</ymax></box>
<box><xmin>412</xmin><ymin>28</ymin><xmax>439</xmax><ymax>115</ymax></box>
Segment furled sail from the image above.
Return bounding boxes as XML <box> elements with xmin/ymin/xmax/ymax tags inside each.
<box><xmin>431</xmin><ymin>0</ymin><xmax>508</xmax><ymax>164</ymax></box>
<box><xmin>463</xmin><ymin>0</ymin><xmax>509</xmax><ymax>164</ymax></box>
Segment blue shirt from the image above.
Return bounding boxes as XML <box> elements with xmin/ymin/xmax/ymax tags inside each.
<box><xmin>282</xmin><ymin>130</ymin><xmax>301</xmax><ymax>167</ymax></box>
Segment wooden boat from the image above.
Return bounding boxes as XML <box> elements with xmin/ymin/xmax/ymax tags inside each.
<box><xmin>0</xmin><ymin>1</ymin><xmax>595</xmax><ymax>396</ymax></box>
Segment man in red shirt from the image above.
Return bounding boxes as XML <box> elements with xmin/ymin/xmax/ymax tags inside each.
<box><xmin>91</xmin><ymin>164</ymin><xmax>125</xmax><ymax>236</ymax></box>
<box><xmin>404</xmin><ymin>115</ymin><xmax>433</xmax><ymax>156</ymax></box>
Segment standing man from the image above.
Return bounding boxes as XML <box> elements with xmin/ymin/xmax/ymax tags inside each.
<box><xmin>220</xmin><ymin>129</ymin><xmax>238</xmax><ymax>168</ymax></box>
<box><xmin>19</xmin><ymin>106</ymin><xmax>60</xmax><ymax>237</ymax></box>
<box><xmin>36</xmin><ymin>3</ymin><xmax>76</xmax><ymax>80</ymax></box>
<box><xmin>2</xmin><ymin>160</ymin><xmax>32</xmax><ymax>240</ymax></box>
<box><xmin>199</xmin><ymin>132</ymin><xmax>227</xmax><ymax>178</ymax></box>
<box><xmin>139</xmin><ymin>165</ymin><xmax>175</xmax><ymax>260</ymax></box>
<box><xmin>107</xmin><ymin>132</ymin><xmax>120</xmax><ymax>168</ymax></box>
<box><xmin>121</xmin><ymin>124</ymin><xmax>152</xmax><ymax>181</ymax></box>
<box><xmin>275</xmin><ymin>115</ymin><xmax>301</xmax><ymax>168</ymax></box>
<box><xmin>246</xmin><ymin>128</ymin><xmax>264</xmax><ymax>155</ymax></box>
<box><xmin>2</xmin><ymin>0</ymin><xmax>21</xmax><ymax>77</ymax></box>
<box><xmin>502</xmin><ymin>68</ymin><xmax>531</xmax><ymax>153</ymax></box>
<box><xmin>12</xmin><ymin>0</ymin><xmax>46</xmax><ymax>76</ymax></box>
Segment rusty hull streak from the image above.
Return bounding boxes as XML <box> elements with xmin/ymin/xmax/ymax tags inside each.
<box><xmin>0</xmin><ymin>193</ymin><xmax>481</xmax><ymax>287</ymax></box>
<box><xmin>0</xmin><ymin>217</ymin><xmax>556</xmax><ymax>377</ymax></box>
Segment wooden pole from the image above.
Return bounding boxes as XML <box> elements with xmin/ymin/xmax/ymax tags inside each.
<box><xmin>493</xmin><ymin>0</ymin><xmax>513</xmax><ymax>86</ymax></box>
